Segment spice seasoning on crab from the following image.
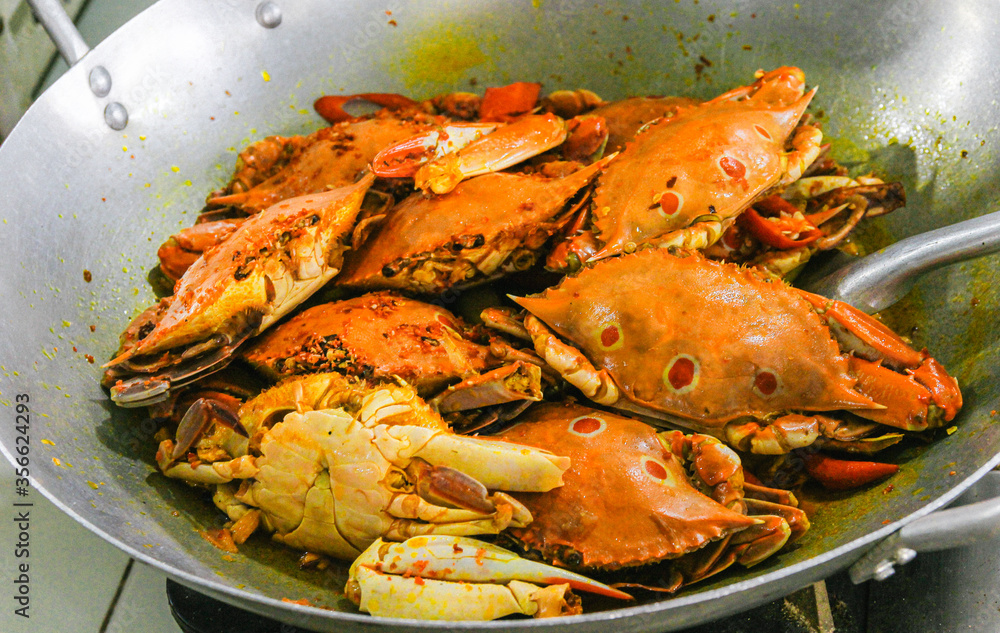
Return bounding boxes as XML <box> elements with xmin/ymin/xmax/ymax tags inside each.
<box><xmin>205</xmin><ymin>109</ymin><xmax>438</xmax><ymax>214</ymax></box>
<box><xmin>336</xmin><ymin>156</ymin><xmax>612</xmax><ymax>295</ymax></box>
<box><xmin>240</xmin><ymin>292</ymin><xmax>545</xmax><ymax>416</ymax></box>
<box><xmin>494</xmin><ymin>402</ymin><xmax>803</xmax><ymax>588</ymax></box>
<box><xmin>156</xmin><ymin>373</ymin><xmax>571</xmax><ymax>559</ymax></box>
<box><xmin>511</xmin><ymin>249</ymin><xmax>962</xmax><ymax>454</ymax></box>
<box><xmin>104</xmin><ymin>174</ymin><xmax>375</xmax><ymax>407</ymax></box>
<box><xmin>549</xmin><ymin>67</ymin><xmax>823</xmax><ymax>270</ymax></box>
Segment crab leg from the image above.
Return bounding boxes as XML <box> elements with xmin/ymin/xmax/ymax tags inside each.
<box><xmin>521</xmin><ymin>314</ymin><xmax>622</xmax><ymax>406</ymax></box>
<box><xmin>778</xmin><ymin>122</ymin><xmax>824</xmax><ymax>186</ymax></box>
<box><xmin>429</xmin><ymin>361</ymin><xmax>543</xmax><ymax>413</ymax></box>
<box><xmin>727</xmin><ymin>514</ymin><xmax>792</xmax><ymax>566</ymax></box>
<box><xmin>376</xmin><ymin>423</ymin><xmax>569</xmax><ymax>492</ymax></box>
<box><xmin>744</xmin><ymin>498</ymin><xmax>811</xmax><ymax>542</ymax></box>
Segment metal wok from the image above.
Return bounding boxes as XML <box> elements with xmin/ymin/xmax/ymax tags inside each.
<box><xmin>1</xmin><ymin>0</ymin><xmax>999</xmax><ymax>630</ymax></box>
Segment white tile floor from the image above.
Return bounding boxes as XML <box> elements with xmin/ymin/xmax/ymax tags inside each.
<box><xmin>0</xmin><ymin>457</ymin><xmax>182</xmax><ymax>633</ymax></box>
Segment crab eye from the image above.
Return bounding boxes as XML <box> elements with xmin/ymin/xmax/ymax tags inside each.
<box><xmin>568</xmin><ymin>415</ymin><xmax>606</xmax><ymax>437</ymax></box>
<box><xmin>663</xmin><ymin>354</ymin><xmax>700</xmax><ymax>395</ymax></box>
<box><xmin>752</xmin><ymin>368</ymin><xmax>782</xmax><ymax>398</ymax></box>
<box><xmin>719</xmin><ymin>156</ymin><xmax>746</xmax><ymax>179</ymax></box>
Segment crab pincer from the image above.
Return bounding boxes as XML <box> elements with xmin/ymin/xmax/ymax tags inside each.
<box><xmin>346</xmin><ymin>535</ymin><xmax>631</xmax><ymax>620</ymax></box>
<box><xmin>373</xmin><ymin>113</ymin><xmax>569</xmax><ymax>194</ymax></box>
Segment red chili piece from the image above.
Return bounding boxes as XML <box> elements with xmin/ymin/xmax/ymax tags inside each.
<box><xmin>802</xmin><ymin>452</ymin><xmax>899</xmax><ymax>491</ymax></box>
<box><xmin>479</xmin><ymin>82</ymin><xmax>542</xmax><ymax>122</ymax></box>
<box><xmin>738</xmin><ymin>195</ymin><xmax>823</xmax><ymax>249</ymax></box>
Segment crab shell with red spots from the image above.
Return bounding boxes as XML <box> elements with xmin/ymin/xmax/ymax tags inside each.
<box><xmin>496</xmin><ymin>401</ymin><xmax>757</xmax><ymax>570</ymax></box>
<box><xmin>587</xmin><ymin>67</ymin><xmax>816</xmax><ymax>260</ymax></box>
<box><xmin>516</xmin><ymin>248</ymin><xmax>876</xmax><ymax>428</ymax></box>
<box><xmin>513</xmin><ymin>247</ymin><xmax>961</xmax><ymax>451</ymax></box>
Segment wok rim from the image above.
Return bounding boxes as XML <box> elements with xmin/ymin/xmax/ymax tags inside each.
<box><xmin>2</xmin><ymin>0</ymin><xmax>999</xmax><ymax>629</ymax></box>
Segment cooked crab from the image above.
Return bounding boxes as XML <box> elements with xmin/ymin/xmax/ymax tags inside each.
<box><xmin>495</xmin><ymin>401</ymin><xmax>806</xmax><ymax>589</ymax></box>
<box><xmin>156</xmin><ymin>372</ymin><xmax>570</xmax><ymax>559</ymax></box>
<box><xmin>336</xmin><ymin>156</ymin><xmax>612</xmax><ymax>295</ymax></box>
<box><xmin>103</xmin><ymin>174</ymin><xmax>375</xmax><ymax>407</ymax></box>
<box><xmin>548</xmin><ymin>67</ymin><xmax>823</xmax><ymax>270</ymax></box>
<box><xmin>507</xmin><ymin>249</ymin><xmax>962</xmax><ymax>454</ymax></box>
<box><xmin>206</xmin><ymin>108</ymin><xmax>437</xmax><ymax>215</ymax></box>
<box><xmin>240</xmin><ymin>291</ymin><xmax>546</xmax><ymax>421</ymax></box>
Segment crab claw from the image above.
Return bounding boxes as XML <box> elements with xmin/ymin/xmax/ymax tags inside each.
<box><xmin>314</xmin><ymin>93</ymin><xmax>420</xmax><ymax>124</ymax></box>
<box><xmin>413</xmin><ymin>113</ymin><xmax>569</xmax><ymax>194</ymax></box>
<box><xmin>346</xmin><ymin>536</ymin><xmax>629</xmax><ymax>620</ymax></box>
<box><xmin>429</xmin><ymin>361</ymin><xmax>543</xmax><ymax>414</ymax></box>
<box><xmin>372</xmin><ymin>122</ymin><xmax>499</xmax><ymax>178</ymax></box>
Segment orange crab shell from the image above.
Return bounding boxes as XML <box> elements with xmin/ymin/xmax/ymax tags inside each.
<box><xmin>496</xmin><ymin>401</ymin><xmax>756</xmax><ymax>569</ymax></box>
<box><xmin>208</xmin><ymin>110</ymin><xmax>439</xmax><ymax>213</ymax></box>
<box><xmin>514</xmin><ymin>249</ymin><xmax>877</xmax><ymax>428</ymax></box>
<box><xmin>336</xmin><ymin>157</ymin><xmax>610</xmax><ymax>293</ymax></box>
<box><xmin>118</xmin><ymin>174</ymin><xmax>375</xmax><ymax>361</ymax></box>
<box><xmin>588</xmin><ymin>96</ymin><xmax>700</xmax><ymax>153</ymax></box>
<box><xmin>591</xmin><ymin>67</ymin><xmax>815</xmax><ymax>258</ymax></box>
<box><xmin>241</xmin><ymin>292</ymin><xmax>493</xmax><ymax>394</ymax></box>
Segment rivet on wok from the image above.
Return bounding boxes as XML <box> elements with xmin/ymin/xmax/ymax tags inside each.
<box><xmin>872</xmin><ymin>559</ymin><xmax>895</xmax><ymax>581</ymax></box>
<box><xmin>255</xmin><ymin>2</ymin><xmax>282</xmax><ymax>28</ymax></box>
<box><xmin>89</xmin><ymin>66</ymin><xmax>112</xmax><ymax>97</ymax></box>
<box><xmin>894</xmin><ymin>547</ymin><xmax>917</xmax><ymax>566</ymax></box>
<box><xmin>104</xmin><ymin>102</ymin><xmax>129</xmax><ymax>131</ymax></box>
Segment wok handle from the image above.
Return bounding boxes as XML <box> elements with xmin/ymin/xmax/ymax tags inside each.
<box><xmin>26</xmin><ymin>0</ymin><xmax>90</xmax><ymax>66</ymax></box>
<box><xmin>849</xmin><ymin>471</ymin><xmax>1000</xmax><ymax>583</ymax></box>
<box><xmin>804</xmin><ymin>209</ymin><xmax>1000</xmax><ymax>313</ymax></box>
